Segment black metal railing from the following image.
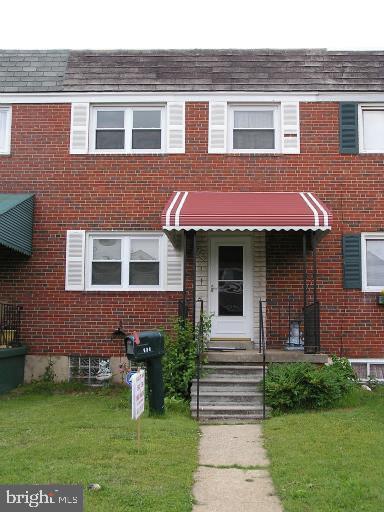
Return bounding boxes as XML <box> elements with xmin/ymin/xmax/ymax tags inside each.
<box><xmin>258</xmin><ymin>296</ymin><xmax>320</xmax><ymax>354</ymax></box>
<box><xmin>0</xmin><ymin>303</ymin><xmax>22</xmax><ymax>348</ymax></box>
<box><xmin>178</xmin><ymin>297</ymin><xmax>204</xmax><ymax>421</ymax></box>
<box><xmin>258</xmin><ymin>299</ymin><xmax>267</xmax><ymax>420</ymax></box>
<box><xmin>195</xmin><ymin>299</ymin><xmax>204</xmax><ymax>421</ymax></box>
<box><xmin>303</xmin><ymin>301</ymin><xmax>320</xmax><ymax>354</ymax></box>
<box><xmin>178</xmin><ymin>299</ymin><xmax>189</xmax><ymax>324</ymax></box>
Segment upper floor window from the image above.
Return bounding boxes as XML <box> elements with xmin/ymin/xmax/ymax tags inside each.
<box><xmin>86</xmin><ymin>233</ymin><xmax>163</xmax><ymax>291</ymax></box>
<box><xmin>359</xmin><ymin>105</ymin><xmax>384</xmax><ymax>153</ymax></box>
<box><xmin>229</xmin><ymin>105</ymin><xmax>279</xmax><ymax>152</ymax></box>
<box><xmin>208</xmin><ymin>101</ymin><xmax>299</xmax><ymax>154</ymax></box>
<box><xmin>362</xmin><ymin>233</ymin><xmax>384</xmax><ymax>292</ymax></box>
<box><xmin>0</xmin><ymin>107</ymin><xmax>11</xmax><ymax>155</ymax></box>
<box><xmin>90</xmin><ymin>106</ymin><xmax>164</xmax><ymax>154</ymax></box>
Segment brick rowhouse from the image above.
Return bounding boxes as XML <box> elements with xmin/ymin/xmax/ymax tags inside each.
<box><xmin>1</xmin><ymin>101</ymin><xmax>384</xmax><ymax>360</ymax></box>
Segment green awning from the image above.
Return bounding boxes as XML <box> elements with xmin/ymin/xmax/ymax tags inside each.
<box><xmin>0</xmin><ymin>194</ymin><xmax>35</xmax><ymax>256</ymax></box>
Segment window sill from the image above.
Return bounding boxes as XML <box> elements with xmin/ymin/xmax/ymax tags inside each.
<box><xmin>359</xmin><ymin>150</ymin><xmax>384</xmax><ymax>154</ymax></box>
<box><xmin>89</xmin><ymin>150</ymin><xmax>166</xmax><ymax>156</ymax></box>
<box><xmin>228</xmin><ymin>151</ymin><xmax>282</xmax><ymax>156</ymax></box>
<box><xmin>85</xmin><ymin>287</ymin><xmax>165</xmax><ymax>292</ymax></box>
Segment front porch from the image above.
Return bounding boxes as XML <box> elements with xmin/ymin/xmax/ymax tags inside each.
<box><xmin>164</xmin><ymin>191</ymin><xmax>332</xmax><ymax>360</ymax></box>
<box><xmin>180</xmin><ymin>228</ymin><xmax>326</xmax><ymax>359</ymax></box>
<box><xmin>205</xmin><ymin>348</ymin><xmax>329</xmax><ymax>364</ymax></box>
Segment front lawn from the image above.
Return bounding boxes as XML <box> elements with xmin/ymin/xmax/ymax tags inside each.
<box><xmin>0</xmin><ymin>385</ymin><xmax>198</xmax><ymax>512</ymax></box>
<box><xmin>264</xmin><ymin>387</ymin><xmax>384</xmax><ymax>512</ymax></box>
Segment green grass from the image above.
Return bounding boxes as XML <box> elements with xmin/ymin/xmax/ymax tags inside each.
<box><xmin>264</xmin><ymin>386</ymin><xmax>384</xmax><ymax>512</ymax></box>
<box><xmin>0</xmin><ymin>384</ymin><xmax>198</xmax><ymax>511</ymax></box>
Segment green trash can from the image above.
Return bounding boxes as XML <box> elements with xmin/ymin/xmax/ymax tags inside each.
<box><xmin>124</xmin><ymin>331</ymin><xmax>165</xmax><ymax>415</ymax></box>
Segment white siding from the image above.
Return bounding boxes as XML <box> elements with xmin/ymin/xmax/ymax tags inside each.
<box><xmin>252</xmin><ymin>232</ymin><xmax>267</xmax><ymax>342</ymax></box>
<box><xmin>195</xmin><ymin>232</ymin><xmax>209</xmax><ymax>314</ymax></box>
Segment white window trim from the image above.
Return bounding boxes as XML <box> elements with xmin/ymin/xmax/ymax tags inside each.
<box><xmin>228</xmin><ymin>104</ymin><xmax>281</xmax><ymax>154</ymax></box>
<box><xmin>361</xmin><ymin>232</ymin><xmax>384</xmax><ymax>292</ymax></box>
<box><xmin>85</xmin><ymin>232</ymin><xmax>166</xmax><ymax>291</ymax></box>
<box><xmin>349</xmin><ymin>359</ymin><xmax>384</xmax><ymax>382</ymax></box>
<box><xmin>358</xmin><ymin>104</ymin><xmax>384</xmax><ymax>154</ymax></box>
<box><xmin>0</xmin><ymin>106</ymin><xmax>12</xmax><ymax>155</ymax></box>
<box><xmin>89</xmin><ymin>105</ymin><xmax>166</xmax><ymax>155</ymax></box>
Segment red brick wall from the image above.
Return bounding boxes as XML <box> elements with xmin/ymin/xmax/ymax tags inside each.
<box><xmin>1</xmin><ymin>101</ymin><xmax>384</xmax><ymax>358</ymax></box>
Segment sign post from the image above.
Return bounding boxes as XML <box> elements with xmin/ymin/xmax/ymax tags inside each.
<box><xmin>131</xmin><ymin>369</ymin><xmax>145</xmax><ymax>447</ymax></box>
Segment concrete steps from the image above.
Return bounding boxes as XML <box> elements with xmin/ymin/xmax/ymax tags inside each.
<box><xmin>191</xmin><ymin>363</ymin><xmax>266</xmax><ymax>422</ymax></box>
<box><xmin>203</xmin><ymin>365</ymin><xmax>264</xmax><ymax>377</ymax></box>
<box><xmin>191</xmin><ymin>390</ymin><xmax>263</xmax><ymax>405</ymax></box>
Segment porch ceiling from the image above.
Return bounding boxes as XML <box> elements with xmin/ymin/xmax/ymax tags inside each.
<box><xmin>162</xmin><ymin>191</ymin><xmax>332</xmax><ymax>232</ymax></box>
<box><xmin>0</xmin><ymin>194</ymin><xmax>35</xmax><ymax>256</ymax></box>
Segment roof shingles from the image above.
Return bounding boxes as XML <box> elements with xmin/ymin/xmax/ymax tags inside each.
<box><xmin>1</xmin><ymin>49</ymin><xmax>384</xmax><ymax>93</ymax></box>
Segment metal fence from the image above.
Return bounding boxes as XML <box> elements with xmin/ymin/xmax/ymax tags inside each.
<box><xmin>258</xmin><ymin>296</ymin><xmax>321</xmax><ymax>354</ymax></box>
<box><xmin>0</xmin><ymin>303</ymin><xmax>22</xmax><ymax>347</ymax></box>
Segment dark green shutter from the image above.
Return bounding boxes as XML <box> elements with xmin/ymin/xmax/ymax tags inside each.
<box><xmin>343</xmin><ymin>234</ymin><xmax>362</xmax><ymax>289</ymax></box>
<box><xmin>339</xmin><ymin>103</ymin><xmax>359</xmax><ymax>154</ymax></box>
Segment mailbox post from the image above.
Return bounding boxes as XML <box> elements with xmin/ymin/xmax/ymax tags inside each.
<box><xmin>124</xmin><ymin>331</ymin><xmax>165</xmax><ymax>415</ymax></box>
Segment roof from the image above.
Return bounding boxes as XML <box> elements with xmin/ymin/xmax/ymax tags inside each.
<box><xmin>0</xmin><ymin>194</ymin><xmax>35</xmax><ymax>255</ymax></box>
<box><xmin>162</xmin><ymin>191</ymin><xmax>332</xmax><ymax>231</ymax></box>
<box><xmin>1</xmin><ymin>49</ymin><xmax>384</xmax><ymax>93</ymax></box>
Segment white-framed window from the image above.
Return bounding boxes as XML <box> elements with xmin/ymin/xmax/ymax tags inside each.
<box><xmin>85</xmin><ymin>233</ymin><xmax>165</xmax><ymax>291</ymax></box>
<box><xmin>359</xmin><ymin>104</ymin><xmax>384</xmax><ymax>153</ymax></box>
<box><xmin>0</xmin><ymin>106</ymin><xmax>12</xmax><ymax>155</ymax></box>
<box><xmin>89</xmin><ymin>105</ymin><xmax>165</xmax><ymax>154</ymax></box>
<box><xmin>361</xmin><ymin>232</ymin><xmax>384</xmax><ymax>292</ymax></box>
<box><xmin>349</xmin><ymin>359</ymin><xmax>384</xmax><ymax>382</ymax></box>
<box><xmin>229</xmin><ymin>104</ymin><xmax>280</xmax><ymax>153</ymax></box>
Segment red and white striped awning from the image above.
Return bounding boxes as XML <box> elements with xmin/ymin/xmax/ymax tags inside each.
<box><xmin>162</xmin><ymin>192</ymin><xmax>332</xmax><ymax>231</ymax></box>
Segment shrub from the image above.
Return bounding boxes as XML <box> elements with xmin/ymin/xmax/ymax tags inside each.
<box><xmin>162</xmin><ymin>314</ymin><xmax>211</xmax><ymax>400</ymax></box>
<box><xmin>265</xmin><ymin>357</ymin><xmax>357</xmax><ymax>412</ymax></box>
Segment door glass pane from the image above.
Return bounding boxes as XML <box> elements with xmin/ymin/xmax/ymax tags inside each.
<box><xmin>219</xmin><ymin>246</ymin><xmax>243</xmax><ymax>280</ymax></box>
<box><xmin>366</xmin><ymin>239</ymin><xmax>384</xmax><ymax>286</ymax></box>
<box><xmin>218</xmin><ymin>246</ymin><xmax>243</xmax><ymax>316</ymax></box>
<box><xmin>93</xmin><ymin>239</ymin><xmax>121</xmax><ymax>260</ymax></box>
<box><xmin>218</xmin><ymin>281</ymin><xmax>243</xmax><ymax>316</ymax></box>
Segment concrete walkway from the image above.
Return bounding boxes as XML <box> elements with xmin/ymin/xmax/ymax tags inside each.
<box><xmin>192</xmin><ymin>424</ymin><xmax>283</xmax><ymax>512</ymax></box>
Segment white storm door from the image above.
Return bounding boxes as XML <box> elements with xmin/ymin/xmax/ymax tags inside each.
<box><xmin>209</xmin><ymin>237</ymin><xmax>253</xmax><ymax>339</ymax></box>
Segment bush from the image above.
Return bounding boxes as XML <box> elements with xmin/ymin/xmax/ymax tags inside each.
<box><xmin>265</xmin><ymin>356</ymin><xmax>357</xmax><ymax>412</ymax></box>
<box><xmin>162</xmin><ymin>315</ymin><xmax>211</xmax><ymax>400</ymax></box>
<box><xmin>162</xmin><ymin>318</ymin><xmax>196</xmax><ymax>400</ymax></box>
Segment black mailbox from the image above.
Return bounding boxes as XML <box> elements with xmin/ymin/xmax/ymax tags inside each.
<box><xmin>124</xmin><ymin>330</ymin><xmax>165</xmax><ymax>415</ymax></box>
<box><xmin>125</xmin><ymin>331</ymin><xmax>164</xmax><ymax>362</ymax></box>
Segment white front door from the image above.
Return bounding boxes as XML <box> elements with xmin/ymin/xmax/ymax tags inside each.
<box><xmin>209</xmin><ymin>237</ymin><xmax>253</xmax><ymax>339</ymax></box>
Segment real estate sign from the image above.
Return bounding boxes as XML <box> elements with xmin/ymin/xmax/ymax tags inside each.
<box><xmin>131</xmin><ymin>369</ymin><xmax>145</xmax><ymax>420</ymax></box>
